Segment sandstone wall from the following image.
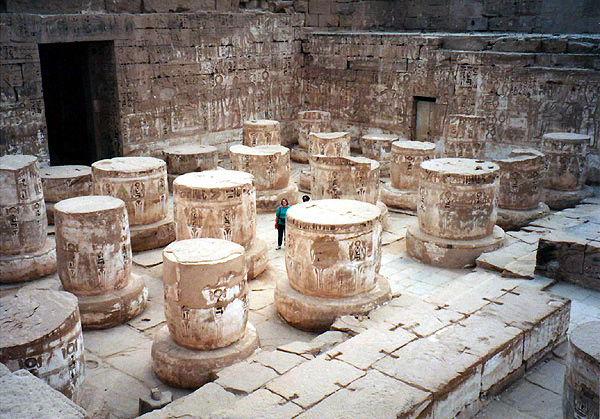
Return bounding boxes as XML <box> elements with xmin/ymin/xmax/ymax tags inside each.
<box><xmin>0</xmin><ymin>12</ymin><xmax>303</xmax><ymax>164</ymax></box>
<box><xmin>302</xmin><ymin>32</ymin><xmax>600</xmax><ymax>171</ymax></box>
<box><xmin>2</xmin><ymin>0</ymin><xmax>598</xmax><ymax>33</ymax></box>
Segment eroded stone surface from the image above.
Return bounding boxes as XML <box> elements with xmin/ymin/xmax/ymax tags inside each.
<box><xmin>40</xmin><ymin>165</ymin><xmax>93</xmax><ymax>223</ymax></box>
<box><xmin>443</xmin><ymin>114</ymin><xmax>486</xmax><ymax>158</ymax></box>
<box><xmin>0</xmin><ymin>154</ymin><xmax>48</xmax><ymax>255</ymax></box>
<box><xmin>310</xmin><ymin>155</ymin><xmax>380</xmax><ymax>206</ymax></box>
<box><xmin>360</xmin><ymin>134</ymin><xmax>398</xmax><ymax>176</ymax></box>
<box><xmin>230</xmin><ymin>145</ymin><xmax>299</xmax><ymax>212</ymax></box>
<box><xmin>382</xmin><ymin>140</ymin><xmax>436</xmax><ymax>211</ymax></box>
<box><xmin>0</xmin><ymin>289</ymin><xmax>84</xmax><ymax>400</ymax></box>
<box><xmin>173</xmin><ymin>170</ymin><xmax>267</xmax><ymax>279</ymax></box>
<box><xmin>0</xmin><ymin>369</ymin><xmax>87</xmax><ymax>419</ymax></box>
<box><xmin>542</xmin><ymin>132</ymin><xmax>589</xmax><ymax>192</ymax></box>
<box><xmin>308</xmin><ymin>132</ymin><xmax>351</xmax><ymax>157</ymax></box>
<box><xmin>243</xmin><ymin>120</ymin><xmax>280</xmax><ymax>147</ymax></box>
<box><xmin>92</xmin><ymin>156</ymin><xmax>169</xmax><ymax>226</ymax></box>
<box><xmin>408</xmin><ymin>158</ymin><xmax>505</xmax><ymax>268</ymax></box>
<box><xmin>55</xmin><ymin>196</ymin><xmax>132</xmax><ymax>296</ymax></box>
<box><xmin>163</xmin><ymin>144</ymin><xmax>219</xmax><ymax>175</ymax></box>
<box><xmin>563</xmin><ymin>321</ymin><xmax>600</xmax><ymax>419</ymax></box>
<box><xmin>297</xmin><ymin>110</ymin><xmax>331</xmax><ymax>150</ymax></box>
<box><xmin>54</xmin><ymin>195</ymin><xmax>147</xmax><ymax>329</ymax></box>
<box><xmin>162</xmin><ymin>239</ymin><xmax>248</xmax><ymax>351</ymax></box>
<box><xmin>284</xmin><ymin>199</ymin><xmax>383</xmax><ymax>297</ymax></box>
<box><xmin>152</xmin><ymin>323</ymin><xmax>259</xmax><ymax>389</ymax></box>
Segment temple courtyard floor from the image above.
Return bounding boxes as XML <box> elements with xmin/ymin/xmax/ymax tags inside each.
<box><xmin>2</xmin><ymin>175</ymin><xmax>598</xmax><ymax>419</ymax></box>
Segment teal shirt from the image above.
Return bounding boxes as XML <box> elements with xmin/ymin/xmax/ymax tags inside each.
<box><xmin>276</xmin><ymin>205</ymin><xmax>289</xmax><ymax>226</ymax></box>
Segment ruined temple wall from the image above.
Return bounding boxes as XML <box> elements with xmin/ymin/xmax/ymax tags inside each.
<box><xmin>301</xmin><ymin>32</ymin><xmax>600</xmax><ymax>172</ymax></box>
<box><xmin>0</xmin><ymin>11</ymin><xmax>304</xmax><ymax>164</ymax></box>
<box><xmin>3</xmin><ymin>0</ymin><xmax>598</xmax><ymax>33</ymax></box>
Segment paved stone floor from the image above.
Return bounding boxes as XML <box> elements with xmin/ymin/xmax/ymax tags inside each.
<box><xmin>1</xmin><ymin>170</ymin><xmax>598</xmax><ymax>419</ymax></box>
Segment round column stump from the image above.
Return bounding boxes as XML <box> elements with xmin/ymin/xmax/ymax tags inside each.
<box><xmin>292</xmin><ymin>110</ymin><xmax>332</xmax><ymax>163</ymax></box>
<box><xmin>310</xmin><ymin>155</ymin><xmax>387</xmax><ymax>225</ymax></box>
<box><xmin>542</xmin><ymin>132</ymin><xmax>592</xmax><ymax>210</ymax></box>
<box><xmin>173</xmin><ymin>170</ymin><xmax>267</xmax><ymax>279</ymax></box>
<box><xmin>163</xmin><ymin>144</ymin><xmax>219</xmax><ymax>191</ymax></box>
<box><xmin>92</xmin><ymin>156</ymin><xmax>175</xmax><ymax>251</ymax></box>
<box><xmin>40</xmin><ymin>165</ymin><xmax>92</xmax><ymax>224</ymax></box>
<box><xmin>152</xmin><ymin>238</ymin><xmax>259</xmax><ymax>388</ymax></box>
<box><xmin>0</xmin><ymin>155</ymin><xmax>56</xmax><ymax>283</ymax></box>
<box><xmin>275</xmin><ymin>199</ymin><xmax>391</xmax><ymax>332</ymax></box>
<box><xmin>229</xmin><ymin>144</ymin><xmax>299</xmax><ymax>212</ymax></box>
<box><xmin>443</xmin><ymin>114</ymin><xmax>486</xmax><ymax>158</ymax></box>
<box><xmin>493</xmin><ymin>149</ymin><xmax>550</xmax><ymax>230</ymax></box>
<box><xmin>55</xmin><ymin>196</ymin><xmax>148</xmax><ymax>329</ymax></box>
<box><xmin>243</xmin><ymin>120</ymin><xmax>280</xmax><ymax>147</ymax></box>
<box><xmin>563</xmin><ymin>321</ymin><xmax>599</xmax><ymax>419</ymax></box>
<box><xmin>406</xmin><ymin>158</ymin><xmax>505</xmax><ymax>268</ymax></box>
<box><xmin>0</xmin><ymin>289</ymin><xmax>84</xmax><ymax>400</ymax></box>
<box><xmin>381</xmin><ymin>140</ymin><xmax>436</xmax><ymax>212</ymax></box>
<box><xmin>302</xmin><ymin>131</ymin><xmax>351</xmax><ymax>193</ymax></box>
<box><xmin>360</xmin><ymin>134</ymin><xmax>398</xmax><ymax>177</ymax></box>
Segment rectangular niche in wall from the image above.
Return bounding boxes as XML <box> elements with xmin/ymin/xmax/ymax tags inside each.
<box><xmin>413</xmin><ymin>96</ymin><xmax>438</xmax><ymax>143</ymax></box>
<box><xmin>39</xmin><ymin>41</ymin><xmax>121</xmax><ymax>166</ymax></box>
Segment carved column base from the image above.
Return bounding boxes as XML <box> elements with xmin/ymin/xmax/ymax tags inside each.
<box><xmin>406</xmin><ymin>223</ymin><xmax>505</xmax><ymax>269</ymax></box>
<box><xmin>130</xmin><ymin>215</ymin><xmax>175</xmax><ymax>251</ymax></box>
<box><xmin>275</xmin><ymin>274</ymin><xmax>391</xmax><ymax>332</ymax></box>
<box><xmin>152</xmin><ymin>323</ymin><xmax>259</xmax><ymax>389</ymax></box>
<box><xmin>77</xmin><ymin>273</ymin><xmax>148</xmax><ymax>329</ymax></box>
<box><xmin>380</xmin><ymin>183</ymin><xmax>418</xmax><ymax>212</ymax></box>
<box><xmin>497</xmin><ymin>203</ymin><xmax>550</xmax><ymax>231</ymax></box>
<box><xmin>544</xmin><ymin>185</ymin><xmax>595</xmax><ymax>210</ymax></box>
<box><xmin>246</xmin><ymin>238</ymin><xmax>268</xmax><ymax>280</ymax></box>
<box><xmin>291</xmin><ymin>145</ymin><xmax>309</xmax><ymax>163</ymax></box>
<box><xmin>0</xmin><ymin>237</ymin><xmax>57</xmax><ymax>283</ymax></box>
<box><xmin>298</xmin><ymin>167</ymin><xmax>311</xmax><ymax>192</ymax></box>
<box><xmin>256</xmin><ymin>184</ymin><xmax>300</xmax><ymax>213</ymax></box>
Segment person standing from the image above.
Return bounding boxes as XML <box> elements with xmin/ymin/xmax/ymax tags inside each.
<box><xmin>275</xmin><ymin>198</ymin><xmax>289</xmax><ymax>250</ymax></box>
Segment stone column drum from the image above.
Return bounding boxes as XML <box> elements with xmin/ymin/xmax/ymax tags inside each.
<box><xmin>229</xmin><ymin>145</ymin><xmax>299</xmax><ymax>212</ymax></box>
<box><xmin>0</xmin><ymin>289</ymin><xmax>85</xmax><ymax>400</ymax></box>
<box><xmin>291</xmin><ymin>110</ymin><xmax>332</xmax><ymax>163</ymax></box>
<box><xmin>54</xmin><ymin>196</ymin><xmax>148</xmax><ymax>329</ymax></box>
<box><xmin>406</xmin><ymin>158</ymin><xmax>505</xmax><ymax>268</ymax></box>
<box><xmin>563</xmin><ymin>321</ymin><xmax>599</xmax><ymax>419</ymax></box>
<box><xmin>92</xmin><ymin>157</ymin><xmax>175</xmax><ymax>251</ymax></box>
<box><xmin>493</xmin><ymin>149</ymin><xmax>550</xmax><ymax>230</ymax></box>
<box><xmin>310</xmin><ymin>155</ymin><xmax>388</xmax><ymax>224</ymax></box>
<box><xmin>243</xmin><ymin>120</ymin><xmax>280</xmax><ymax>147</ymax></box>
<box><xmin>443</xmin><ymin>114</ymin><xmax>486</xmax><ymax>158</ymax></box>
<box><xmin>152</xmin><ymin>239</ymin><xmax>259</xmax><ymax>388</ymax></box>
<box><xmin>163</xmin><ymin>144</ymin><xmax>219</xmax><ymax>191</ymax></box>
<box><xmin>381</xmin><ymin>140</ymin><xmax>436</xmax><ymax>211</ymax></box>
<box><xmin>300</xmin><ymin>131</ymin><xmax>351</xmax><ymax>192</ymax></box>
<box><xmin>275</xmin><ymin>199</ymin><xmax>391</xmax><ymax>332</ymax></box>
<box><xmin>360</xmin><ymin>134</ymin><xmax>399</xmax><ymax>177</ymax></box>
<box><xmin>40</xmin><ymin>165</ymin><xmax>92</xmax><ymax>224</ymax></box>
<box><xmin>173</xmin><ymin>170</ymin><xmax>268</xmax><ymax>280</ymax></box>
<box><xmin>541</xmin><ymin>132</ymin><xmax>593</xmax><ymax>210</ymax></box>
<box><xmin>0</xmin><ymin>155</ymin><xmax>56</xmax><ymax>283</ymax></box>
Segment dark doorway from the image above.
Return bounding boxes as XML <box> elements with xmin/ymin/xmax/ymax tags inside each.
<box><xmin>39</xmin><ymin>41</ymin><xmax>121</xmax><ymax>166</ymax></box>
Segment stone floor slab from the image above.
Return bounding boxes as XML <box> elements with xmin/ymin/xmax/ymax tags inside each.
<box><xmin>266</xmin><ymin>357</ymin><xmax>365</xmax><ymax>409</ymax></box>
<box><xmin>295</xmin><ymin>370</ymin><xmax>432</xmax><ymax>419</ymax></box>
<box><xmin>210</xmin><ymin>389</ymin><xmax>303</xmax><ymax>419</ymax></box>
<box><xmin>215</xmin><ymin>361</ymin><xmax>278</xmax><ymax>394</ymax></box>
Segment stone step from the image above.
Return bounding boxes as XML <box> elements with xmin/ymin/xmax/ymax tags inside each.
<box><xmin>137</xmin><ymin>272</ymin><xmax>570</xmax><ymax>419</ymax></box>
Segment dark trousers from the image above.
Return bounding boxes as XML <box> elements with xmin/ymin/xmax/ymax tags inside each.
<box><xmin>277</xmin><ymin>223</ymin><xmax>286</xmax><ymax>247</ymax></box>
